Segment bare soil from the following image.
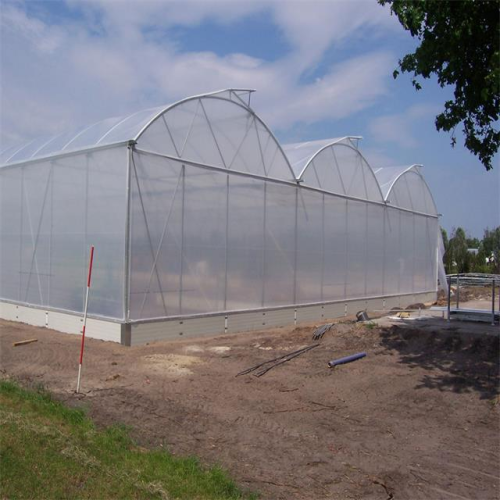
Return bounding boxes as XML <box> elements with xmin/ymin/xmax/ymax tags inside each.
<box><xmin>1</xmin><ymin>313</ymin><xmax>499</xmax><ymax>499</ymax></box>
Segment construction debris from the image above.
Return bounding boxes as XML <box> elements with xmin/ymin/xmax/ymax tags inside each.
<box><xmin>312</xmin><ymin>323</ymin><xmax>333</xmax><ymax>340</ymax></box>
<box><xmin>13</xmin><ymin>339</ymin><xmax>38</xmax><ymax>347</ymax></box>
<box><xmin>356</xmin><ymin>311</ymin><xmax>370</xmax><ymax>322</ymax></box>
<box><xmin>237</xmin><ymin>344</ymin><xmax>320</xmax><ymax>377</ymax></box>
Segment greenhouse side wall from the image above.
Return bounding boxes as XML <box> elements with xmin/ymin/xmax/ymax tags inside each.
<box><xmin>128</xmin><ymin>150</ymin><xmax>438</xmax><ymax>341</ymax></box>
<box><xmin>0</xmin><ymin>146</ymin><xmax>128</xmax><ymax>329</ymax></box>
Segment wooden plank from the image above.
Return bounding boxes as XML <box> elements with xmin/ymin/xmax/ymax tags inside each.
<box><xmin>13</xmin><ymin>339</ymin><xmax>38</xmax><ymax>347</ymax></box>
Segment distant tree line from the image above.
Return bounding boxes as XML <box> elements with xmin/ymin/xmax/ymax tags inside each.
<box><xmin>441</xmin><ymin>226</ymin><xmax>500</xmax><ymax>274</ymax></box>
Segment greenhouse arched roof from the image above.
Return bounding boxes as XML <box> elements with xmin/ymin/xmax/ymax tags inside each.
<box><xmin>283</xmin><ymin>137</ymin><xmax>384</xmax><ymax>202</ymax></box>
<box><xmin>374</xmin><ymin>165</ymin><xmax>437</xmax><ymax>215</ymax></box>
<box><xmin>0</xmin><ymin>89</ymin><xmax>295</xmax><ymax>180</ymax></box>
<box><xmin>1</xmin><ymin>88</ymin><xmax>438</xmax><ymax>216</ymax></box>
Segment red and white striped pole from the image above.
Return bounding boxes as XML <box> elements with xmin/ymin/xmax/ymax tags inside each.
<box><xmin>76</xmin><ymin>245</ymin><xmax>94</xmax><ymax>393</ymax></box>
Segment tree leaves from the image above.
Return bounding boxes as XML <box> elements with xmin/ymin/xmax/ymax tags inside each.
<box><xmin>379</xmin><ymin>0</ymin><xmax>499</xmax><ymax>170</ymax></box>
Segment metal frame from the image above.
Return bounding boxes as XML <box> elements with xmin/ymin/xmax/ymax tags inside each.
<box><xmin>293</xmin><ymin>138</ymin><xmax>385</xmax><ymax>202</ymax></box>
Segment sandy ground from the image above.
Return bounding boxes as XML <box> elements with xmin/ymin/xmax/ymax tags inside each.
<box><xmin>1</xmin><ymin>305</ymin><xmax>499</xmax><ymax>499</ymax></box>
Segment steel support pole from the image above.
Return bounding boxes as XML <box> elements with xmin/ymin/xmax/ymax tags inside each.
<box><xmin>293</xmin><ymin>185</ymin><xmax>298</xmax><ymax>305</ymax></box>
<box><xmin>447</xmin><ymin>276</ymin><xmax>451</xmax><ymax>322</ymax></box>
<box><xmin>364</xmin><ymin>203</ymin><xmax>368</xmax><ymax>297</ymax></box>
<box><xmin>223</xmin><ymin>174</ymin><xmax>229</xmax><ymax>310</ymax></box>
<box><xmin>84</xmin><ymin>154</ymin><xmax>89</xmax><ymax>311</ymax></box>
<box><xmin>179</xmin><ymin>165</ymin><xmax>186</xmax><ymax>314</ymax></box>
<box><xmin>19</xmin><ymin>169</ymin><xmax>24</xmax><ymax>301</ymax></box>
<box><xmin>261</xmin><ymin>182</ymin><xmax>267</xmax><ymax>307</ymax></box>
<box><xmin>456</xmin><ymin>274</ymin><xmax>460</xmax><ymax>310</ymax></box>
<box><xmin>48</xmin><ymin>161</ymin><xmax>54</xmax><ymax>307</ymax></box>
<box><xmin>320</xmin><ymin>193</ymin><xmax>325</xmax><ymax>302</ymax></box>
<box><xmin>381</xmin><ymin>206</ymin><xmax>386</xmax><ymax>296</ymax></box>
<box><xmin>124</xmin><ymin>145</ymin><xmax>132</xmax><ymax>320</ymax></box>
<box><xmin>344</xmin><ymin>199</ymin><xmax>349</xmax><ymax>300</ymax></box>
<box><xmin>492</xmin><ymin>279</ymin><xmax>496</xmax><ymax>326</ymax></box>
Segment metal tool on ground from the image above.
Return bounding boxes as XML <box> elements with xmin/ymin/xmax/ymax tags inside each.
<box><xmin>237</xmin><ymin>344</ymin><xmax>320</xmax><ymax>377</ymax></box>
<box><xmin>312</xmin><ymin>323</ymin><xmax>333</xmax><ymax>340</ymax></box>
<box><xmin>328</xmin><ymin>352</ymin><xmax>366</xmax><ymax>368</ymax></box>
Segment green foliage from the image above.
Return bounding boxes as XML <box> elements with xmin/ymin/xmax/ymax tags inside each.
<box><xmin>0</xmin><ymin>380</ymin><xmax>254</xmax><ymax>500</ymax></box>
<box><xmin>442</xmin><ymin>226</ymin><xmax>500</xmax><ymax>274</ymax></box>
<box><xmin>379</xmin><ymin>0</ymin><xmax>500</xmax><ymax>170</ymax></box>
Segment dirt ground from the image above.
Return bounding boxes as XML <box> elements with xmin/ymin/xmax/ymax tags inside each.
<box><xmin>1</xmin><ymin>308</ymin><xmax>499</xmax><ymax>499</ymax></box>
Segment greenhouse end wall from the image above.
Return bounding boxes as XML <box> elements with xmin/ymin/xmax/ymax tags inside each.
<box><xmin>0</xmin><ymin>146</ymin><xmax>128</xmax><ymax>320</ymax></box>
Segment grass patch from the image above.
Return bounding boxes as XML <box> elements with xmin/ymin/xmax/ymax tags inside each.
<box><xmin>0</xmin><ymin>379</ymin><xmax>255</xmax><ymax>499</ymax></box>
<box><xmin>364</xmin><ymin>321</ymin><xmax>377</xmax><ymax>330</ymax></box>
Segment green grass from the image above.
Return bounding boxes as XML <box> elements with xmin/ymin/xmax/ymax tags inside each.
<box><xmin>0</xmin><ymin>380</ymin><xmax>255</xmax><ymax>499</ymax></box>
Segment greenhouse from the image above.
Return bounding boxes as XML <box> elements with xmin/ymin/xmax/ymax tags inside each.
<box><xmin>0</xmin><ymin>89</ymin><xmax>442</xmax><ymax>345</ymax></box>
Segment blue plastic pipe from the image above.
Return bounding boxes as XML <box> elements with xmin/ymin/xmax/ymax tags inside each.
<box><xmin>328</xmin><ymin>352</ymin><xmax>366</xmax><ymax>368</ymax></box>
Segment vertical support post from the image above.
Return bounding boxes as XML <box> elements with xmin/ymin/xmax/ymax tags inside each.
<box><xmin>320</xmin><ymin>193</ymin><xmax>325</xmax><ymax>302</ymax></box>
<box><xmin>412</xmin><ymin>213</ymin><xmax>415</xmax><ymax>294</ymax></box>
<box><xmin>435</xmin><ymin>220</ymin><xmax>440</xmax><ymax>295</ymax></box>
<box><xmin>48</xmin><ymin>161</ymin><xmax>54</xmax><ymax>307</ymax></box>
<box><xmin>456</xmin><ymin>274</ymin><xmax>460</xmax><ymax>310</ymax></box>
<box><xmin>124</xmin><ymin>144</ymin><xmax>133</xmax><ymax>321</ymax></box>
<box><xmin>492</xmin><ymin>279</ymin><xmax>496</xmax><ymax>326</ymax></box>
<box><xmin>83</xmin><ymin>153</ymin><xmax>89</xmax><ymax>311</ymax></box>
<box><xmin>19</xmin><ymin>168</ymin><xmax>24</xmax><ymax>301</ymax></box>
<box><xmin>179</xmin><ymin>164</ymin><xmax>185</xmax><ymax>314</ymax></box>
<box><xmin>344</xmin><ymin>199</ymin><xmax>349</xmax><ymax>300</ymax></box>
<box><xmin>293</xmin><ymin>185</ymin><xmax>298</xmax><ymax>305</ymax></box>
<box><xmin>261</xmin><ymin>182</ymin><xmax>267</xmax><ymax>307</ymax></box>
<box><xmin>447</xmin><ymin>276</ymin><xmax>451</xmax><ymax>322</ymax></box>
<box><xmin>398</xmin><ymin>210</ymin><xmax>401</xmax><ymax>294</ymax></box>
<box><xmin>364</xmin><ymin>203</ymin><xmax>368</xmax><ymax>297</ymax></box>
<box><xmin>381</xmin><ymin>206</ymin><xmax>386</xmax><ymax>296</ymax></box>
<box><xmin>76</xmin><ymin>245</ymin><xmax>94</xmax><ymax>394</ymax></box>
<box><xmin>223</xmin><ymin>174</ymin><xmax>229</xmax><ymax>310</ymax></box>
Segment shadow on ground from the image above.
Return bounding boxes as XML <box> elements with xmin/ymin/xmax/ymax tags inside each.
<box><xmin>379</xmin><ymin>324</ymin><xmax>499</xmax><ymax>400</ymax></box>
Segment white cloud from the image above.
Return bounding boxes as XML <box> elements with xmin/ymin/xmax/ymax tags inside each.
<box><xmin>368</xmin><ymin>104</ymin><xmax>441</xmax><ymax>149</ymax></box>
<box><xmin>0</xmin><ymin>0</ymin><xmax>401</xmax><ymax>148</ymax></box>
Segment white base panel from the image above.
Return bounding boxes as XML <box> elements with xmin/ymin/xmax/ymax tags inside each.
<box><xmin>1</xmin><ymin>291</ymin><xmax>437</xmax><ymax>346</ymax></box>
<box><xmin>0</xmin><ymin>301</ymin><xmax>122</xmax><ymax>343</ymax></box>
<box><xmin>129</xmin><ymin>291</ymin><xmax>437</xmax><ymax>345</ymax></box>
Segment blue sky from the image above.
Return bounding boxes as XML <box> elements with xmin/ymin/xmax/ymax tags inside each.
<box><xmin>1</xmin><ymin>0</ymin><xmax>498</xmax><ymax>238</ymax></box>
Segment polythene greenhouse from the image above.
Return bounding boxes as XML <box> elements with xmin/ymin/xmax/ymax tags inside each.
<box><xmin>0</xmin><ymin>89</ymin><xmax>444</xmax><ymax>345</ymax></box>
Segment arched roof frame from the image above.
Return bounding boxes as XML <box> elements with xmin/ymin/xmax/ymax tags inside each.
<box><xmin>0</xmin><ymin>89</ymin><xmax>295</xmax><ymax>180</ymax></box>
<box><xmin>291</xmin><ymin>138</ymin><xmax>384</xmax><ymax>202</ymax></box>
<box><xmin>382</xmin><ymin>165</ymin><xmax>438</xmax><ymax>215</ymax></box>
<box><xmin>134</xmin><ymin>90</ymin><xmax>296</xmax><ymax>180</ymax></box>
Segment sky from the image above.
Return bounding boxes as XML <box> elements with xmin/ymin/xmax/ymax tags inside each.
<box><xmin>0</xmin><ymin>0</ymin><xmax>498</xmax><ymax>239</ymax></box>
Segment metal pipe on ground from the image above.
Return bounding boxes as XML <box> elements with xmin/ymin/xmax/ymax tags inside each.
<box><xmin>328</xmin><ymin>352</ymin><xmax>366</xmax><ymax>368</ymax></box>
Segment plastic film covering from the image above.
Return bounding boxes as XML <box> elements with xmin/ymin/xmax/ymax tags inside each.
<box><xmin>0</xmin><ymin>147</ymin><xmax>128</xmax><ymax>319</ymax></box>
<box><xmin>138</xmin><ymin>96</ymin><xmax>294</xmax><ymax>180</ymax></box>
<box><xmin>374</xmin><ymin>165</ymin><xmax>437</xmax><ymax>215</ymax></box>
<box><xmin>284</xmin><ymin>139</ymin><xmax>383</xmax><ymax>202</ymax></box>
<box><xmin>0</xmin><ymin>107</ymin><xmax>165</xmax><ymax>166</ymax></box>
<box><xmin>0</xmin><ymin>90</ymin><xmax>442</xmax><ymax>323</ymax></box>
<box><xmin>128</xmin><ymin>150</ymin><xmax>439</xmax><ymax>320</ymax></box>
